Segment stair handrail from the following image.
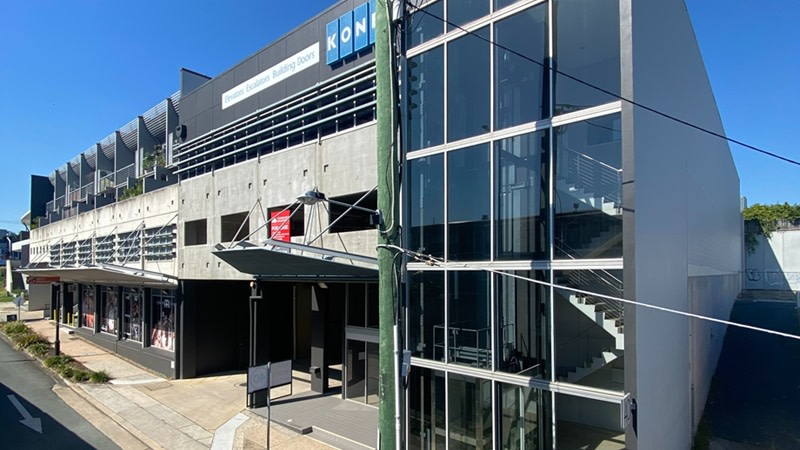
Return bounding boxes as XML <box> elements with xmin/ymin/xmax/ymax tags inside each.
<box><xmin>559</xmin><ymin>145</ymin><xmax>622</xmax><ymax>206</ymax></box>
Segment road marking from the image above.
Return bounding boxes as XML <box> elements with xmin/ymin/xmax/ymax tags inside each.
<box><xmin>7</xmin><ymin>394</ymin><xmax>43</xmax><ymax>434</ymax></box>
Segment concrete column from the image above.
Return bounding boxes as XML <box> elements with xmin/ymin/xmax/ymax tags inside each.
<box><xmin>310</xmin><ymin>284</ymin><xmax>328</xmax><ymax>393</ymax></box>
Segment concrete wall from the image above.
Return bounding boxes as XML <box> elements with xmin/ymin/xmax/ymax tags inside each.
<box><xmin>29</xmin><ymin>186</ymin><xmax>179</xmax><ymax>276</ymax></box>
<box><xmin>744</xmin><ymin>229</ymin><xmax>800</xmax><ymax>291</ymax></box>
<box><xmin>624</xmin><ymin>0</ymin><xmax>742</xmax><ymax>447</ymax></box>
<box><xmin>178</xmin><ymin>124</ymin><xmax>378</xmax><ymax>281</ymax></box>
<box><xmin>179</xmin><ymin>0</ymin><xmax>374</xmax><ymax>141</ymax></box>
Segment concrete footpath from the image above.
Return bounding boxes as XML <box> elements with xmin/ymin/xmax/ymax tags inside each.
<box><xmin>0</xmin><ymin>301</ymin><xmax>342</xmax><ymax>450</ymax></box>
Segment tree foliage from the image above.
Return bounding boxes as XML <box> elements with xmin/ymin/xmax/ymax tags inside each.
<box><xmin>743</xmin><ymin>202</ymin><xmax>800</xmax><ymax>254</ymax></box>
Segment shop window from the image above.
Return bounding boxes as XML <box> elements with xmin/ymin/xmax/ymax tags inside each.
<box><xmin>447</xmin><ymin>27</ymin><xmax>490</xmax><ymax>142</ymax></box>
<box><xmin>268</xmin><ymin>204</ymin><xmax>305</xmax><ymax>241</ymax></box>
<box><xmin>100</xmin><ymin>287</ymin><xmax>118</xmax><ymax>335</ymax></box>
<box><xmin>494</xmin><ymin>5</ymin><xmax>549</xmax><ymax>130</ymax></box>
<box><xmin>407</xmin><ymin>47</ymin><xmax>444</xmax><ymax>152</ymax></box>
<box><xmin>151</xmin><ymin>290</ymin><xmax>176</xmax><ymax>352</ymax></box>
<box><xmin>184</xmin><ymin>219</ymin><xmax>207</xmax><ymax>246</ymax></box>
<box><xmin>348</xmin><ymin>284</ymin><xmax>366</xmax><ymax>327</ymax></box>
<box><xmin>81</xmin><ymin>286</ymin><xmax>95</xmax><ymax>330</ymax></box>
<box><xmin>221</xmin><ymin>212</ymin><xmax>249</xmax><ymax>242</ymax></box>
<box><xmin>408</xmin><ymin>154</ymin><xmax>445</xmax><ymax>258</ymax></box>
<box><xmin>448</xmin><ymin>144</ymin><xmax>490</xmax><ymax>261</ymax></box>
<box><xmin>122</xmin><ymin>288</ymin><xmax>143</xmax><ymax>343</ymax></box>
<box><xmin>554</xmin><ymin>0</ymin><xmax>621</xmax><ymax>115</ymax></box>
<box><xmin>366</xmin><ymin>283</ymin><xmax>379</xmax><ymax>329</ymax></box>
<box><xmin>328</xmin><ymin>191</ymin><xmax>378</xmax><ymax>233</ymax></box>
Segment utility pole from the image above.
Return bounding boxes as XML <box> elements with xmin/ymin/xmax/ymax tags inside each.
<box><xmin>376</xmin><ymin>0</ymin><xmax>399</xmax><ymax>448</ymax></box>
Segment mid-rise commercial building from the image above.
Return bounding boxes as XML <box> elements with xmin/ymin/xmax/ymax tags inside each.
<box><xmin>22</xmin><ymin>0</ymin><xmax>741</xmax><ymax>448</ymax></box>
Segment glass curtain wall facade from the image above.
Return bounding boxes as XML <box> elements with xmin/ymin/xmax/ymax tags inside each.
<box><xmin>403</xmin><ymin>0</ymin><xmax>624</xmax><ymax>447</ymax></box>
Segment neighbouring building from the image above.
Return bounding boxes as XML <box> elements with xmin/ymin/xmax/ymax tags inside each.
<box><xmin>400</xmin><ymin>0</ymin><xmax>741</xmax><ymax>449</ymax></box>
<box><xmin>21</xmin><ymin>0</ymin><xmax>742</xmax><ymax>448</ymax></box>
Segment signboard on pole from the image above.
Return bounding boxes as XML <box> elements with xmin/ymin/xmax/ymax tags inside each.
<box><xmin>270</xmin><ymin>210</ymin><xmax>291</xmax><ymax>242</ymax></box>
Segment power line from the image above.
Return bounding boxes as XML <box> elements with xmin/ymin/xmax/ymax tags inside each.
<box><xmin>404</xmin><ymin>2</ymin><xmax>800</xmax><ymax>168</ymax></box>
<box><xmin>379</xmin><ymin>244</ymin><xmax>800</xmax><ymax>342</ymax></box>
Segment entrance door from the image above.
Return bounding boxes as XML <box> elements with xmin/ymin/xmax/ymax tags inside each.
<box><xmin>345</xmin><ymin>335</ymin><xmax>379</xmax><ymax>405</ymax></box>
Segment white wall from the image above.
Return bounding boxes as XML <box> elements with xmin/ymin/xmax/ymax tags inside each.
<box><xmin>744</xmin><ymin>229</ymin><xmax>800</xmax><ymax>290</ymax></box>
<box><xmin>626</xmin><ymin>0</ymin><xmax>742</xmax><ymax>448</ymax></box>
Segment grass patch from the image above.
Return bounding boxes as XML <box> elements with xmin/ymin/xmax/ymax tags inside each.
<box><xmin>90</xmin><ymin>371</ymin><xmax>110</xmax><ymax>383</ymax></box>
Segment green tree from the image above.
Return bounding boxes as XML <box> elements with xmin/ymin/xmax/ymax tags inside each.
<box><xmin>743</xmin><ymin>202</ymin><xmax>800</xmax><ymax>253</ymax></box>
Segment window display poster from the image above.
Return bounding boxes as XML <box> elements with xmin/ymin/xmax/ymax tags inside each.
<box><xmin>151</xmin><ymin>296</ymin><xmax>175</xmax><ymax>352</ymax></box>
<box><xmin>102</xmin><ymin>290</ymin><xmax>118</xmax><ymax>334</ymax></box>
<box><xmin>82</xmin><ymin>289</ymin><xmax>94</xmax><ymax>329</ymax></box>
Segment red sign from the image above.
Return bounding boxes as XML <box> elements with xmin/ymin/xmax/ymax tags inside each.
<box><xmin>27</xmin><ymin>276</ymin><xmax>61</xmax><ymax>284</ymax></box>
<box><xmin>270</xmin><ymin>210</ymin><xmax>291</xmax><ymax>242</ymax></box>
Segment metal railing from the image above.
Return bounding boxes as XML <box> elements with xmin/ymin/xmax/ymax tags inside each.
<box><xmin>115</xmin><ymin>164</ymin><xmax>136</xmax><ymax>185</ymax></box>
<box><xmin>97</xmin><ymin>172</ymin><xmax>115</xmax><ymax>193</ymax></box>
<box><xmin>559</xmin><ymin>146</ymin><xmax>622</xmax><ymax>207</ymax></box>
<box><xmin>79</xmin><ymin>181</ymin><xmax>95</xmax><ymax>200</ymax></box>
<box><xmin>433</xmin><ymin>324</ymin><xmax>492</xmax><ymax>368</ymax></box>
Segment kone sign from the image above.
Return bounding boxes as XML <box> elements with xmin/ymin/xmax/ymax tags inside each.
<box><xmin>326</xmin><ymin>0</ymin><xmax>376</xmax><ymax>65</ymax></box>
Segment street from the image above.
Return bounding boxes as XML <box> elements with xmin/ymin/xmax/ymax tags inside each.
<box><xmin>0</xmin><ymin>335</ymin><xmax>119</xmax><ymax>449</ymax></box>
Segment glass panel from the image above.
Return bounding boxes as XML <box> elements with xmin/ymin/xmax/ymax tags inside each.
<box><xmin>497</xmin><ymin>271</ymin><xmax>549</xmax><ymax>379</ymax></box>
<box><xmin>447</xmin><ymin>0</ymin><xmax>489</xmax><ymax>29</ymax></box>
<box><xmin>554</xmin><ymin>0</ymin><xmax>621</xmax><ymax>115</ymax></box>
<box><xmin>81</xmin><ymin>286</ymin><xmax>95</xmax><ymax>330</ymax></box>
<box><xmin>447</xmin><ymin>27</ymin><xmax>490</xmax><ymax>142</ymax></box>
<box><xmin>555</xmin><ymin>393</ymin><xmax>623</xmax><ymax>447</ymax></box>
<box><xmin>495</xmin><ymin>131</ymin><xmax>549</xmax><ymax>260</ymax></box>
<box><xmin>408</xmin><ymin>367</ymin><xmax>446</xmax><ymax>450</ymax></box>
<box><xmin>151</xmin><ymin>290</ymin><xmax>176</xmax><ymax>352</ymax></box>
<box><xmin>100</xmin><ymin>287</ymin><xmax>117</xmax><ymax>335</ymax></box>
<box><xmin>367</xmin><ymin>283</ymin><xmax>379</xmax><ymax>328</ymax></box>
<box><xmin>499</xmin><ymin>383</ymin><xmax>549</xmax><ymax>449</ymax></box>
<box><xmin>409</xmin><ymin>154</ymin><xmax>445</xmax><ymax>258</ymax></box>
<box><xmin>448</xmin><ymin>271</ymin><xmax>491</xmax><ymax>369</ymax></box>
<box><xmin>495</xmin><ymin>0</ymin><xmax>523</xmax><ymax>10</ymax></box>
<box><xmin>348</xmin><ymin>284</ymin><xmax>366</xmax><ymax>327</ymax></box>
<box><xmin>554</xmin><ymin>270</ymin><xmax>624</xmax><ymax>391</ymax></box>
<box><xmin>407</xmin><ymin>47</ymin><xmax>445</xmax><ymax>152</ymax></box>
<box><xmin>406</xmin><ymin>1</ymin><xmax>444</xmax><ymax>48</ymax></box>
<box><xmin>409</xmin><ymin>270</ymin><xmax>445</xmax><ymax>362</ymax></box>
<box><xmin>494</xmin><ymin>5</ymin><xmax>549</xmax><ymax>130</ymax></box>
<box><xmin>366</xmin><ymin>342</ymin><xmax>379</xmax><ymax>406</ymax></box>
<box><xmin>346</xmin><ymin>340</ymin><xmax>366</xmax><ymax>403</ymax></box>
<box><xmin>448</xmin><ymin>373</ymin><xmax>492</xmax><ymax>450</ymax></box>
<box><xmin>448</xmin><ymin>144</ymin><xmax>490</xmax><ymax>261</ymax></box>
<box><xmin>554</xmin><ymin>114</ymin><xmax>622</xmax><ymax>259</ymax></box>
<box><xmin>123</xmin><ymin>288</ymin><xmax>143</xmax><ymax>343</ymax></box>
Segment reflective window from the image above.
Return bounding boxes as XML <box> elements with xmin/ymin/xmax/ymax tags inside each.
<box><xmin>497</xmin><ymin>271</ymin><xmax>549</xmax><ymax>378</ymax></box>
<box><xmin>408</xmin><ymin>367</ymin><xmax>446</xmax><ymax>450</ymax></box>
<box><xmin>447</xmin><ymin>27</ymin><xmax>490</xmax><ymax>142</ymax></box>
<box><xmin>407</xmin><ymin>47</ymin><xmax>445</xmax><ymax>151</ymax></box>
<box><xmin>447</xmin><ymin>0</ymin><xmax>489</xmax><ymax>29</ymax></box>
<box><xmin>495</xmin><ymin>0</ymin><xmax>523</xmax><ymax>10</ymax></box>
<box><xmin>409</xmin><ymin>271</ymin><xmax>445</xmax><ymax>361</ymax></box>
<box><xmin>447</xmin><ymin>144</ymin><xmax>490</xmax><ymax>261</ymax></box>
<box><xmin>367</xmin><ymin>284</ymin><xmax>379</xmax><ymax>328</ymax></box>
<box><xmin>448</xmin><ymin>373</ymin><xmax>492</xmax><ymax>449</ymax></box>
<box><xmin>348</xmin><ymin>284</ymin><xmax>366</xmax><ymax>327</ymax></box>
<box><xmin>499</xmin><ymin>383</ymin><xmax>549</xmax><ymax>449</ymax></box>
<box><xmin>554</xmin><ymin>269</ymin><xmax>624</xmax><ymax>392</ymax></box>
<box><xmin>406</xmin><ymin>1</ymin><xmax>444</xmax><ymax>48</ymax></box>
<box><xmin>554</xmin><ymin>114</ymin><xmax>622</xmax><ymax>259</ymax></box>
<box><xmin>409</xmin><ymin>155</ymin><xmax>445</xmax><ymax>258</ymax></box>
<box><xmin>495</xmin><ymin>132</ymin><xmax>549</xmax><ymax>260</ymax></box>
<box><xmin>448</xmin><ymin>271</ymin><xmax>491</xmax><ymax>369</ymax></box>
<box><xmin>554</xmin><ymin>0</ymin><xmax>621</xmax><ymax>114</ymax></box>
<box><xmin>495</xmin><ymin>5</ymin><xmax>549</xmax><ymax>129</ymax></box>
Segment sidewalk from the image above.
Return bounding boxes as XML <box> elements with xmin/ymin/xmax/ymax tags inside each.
<box><xmin>0</xmin><ymin>301</ymin><xmax>344</xmax><ymax>449</ymax></box>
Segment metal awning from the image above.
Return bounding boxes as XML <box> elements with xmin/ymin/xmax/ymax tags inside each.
<box><xmin>17</xmin><ymin>263</ymin><xmax>178</xmax><ymax>288</ymax></box>
<box><xmin>213</xmin><ymin>239</ymin><xmax>378</xmax><ymax>281</ymax></box>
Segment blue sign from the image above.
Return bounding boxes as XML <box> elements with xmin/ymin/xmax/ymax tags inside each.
<box><xmin>326</xmin><ymin>1</ymin><xmax>376</xmax><ymax>65</ymax></box>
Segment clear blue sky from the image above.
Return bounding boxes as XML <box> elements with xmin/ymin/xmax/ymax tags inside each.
<box><xmin>0</xmin><ymin>1</ymin><xmax>797</xmax><ymax>233</ymax></box>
